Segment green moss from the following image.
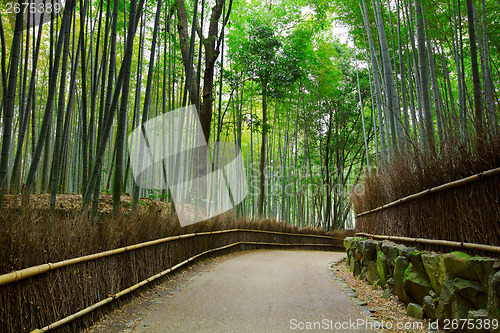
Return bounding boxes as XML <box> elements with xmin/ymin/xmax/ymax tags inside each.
<box><xmin>404</xmin><ymin>263</ymin><xmax>413</xmax><ymax>276</ymax></box>
<box><xmin>450</xmin><ymin>251</ymin><xmax>471</xmax><ymax>259</ymax></box>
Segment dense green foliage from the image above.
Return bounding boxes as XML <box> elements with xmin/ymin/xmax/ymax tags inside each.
<box><xmin>0</xmin><ymin>0</ymin><xmax>498</xmax><ymax>230</ymax></box>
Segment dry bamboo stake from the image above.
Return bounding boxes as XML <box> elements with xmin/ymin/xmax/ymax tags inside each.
<box><xmin>355</xmin><ymin>232</ymin><xmax>500</xmax><ymax>254</ymax></box>
<box><xmin>356</xmin><ymin>166</ymin><xmax>500</xmax><ymax>217</ymax></box>
<box><xmin>30</xmin><ymin>241</ymin><xmax>335</xmax><ymax>332</ymax></box>
<box><xmin>0</xmin><ymin>229</ymin><xmax>341</xmax><ymax>286</ymax></box>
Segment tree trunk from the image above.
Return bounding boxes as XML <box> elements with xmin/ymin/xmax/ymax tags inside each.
<box><xmin>23</xmin><ymin>0</ymin><xmax>76</xmax><ymax>201</ymax></box>
<box><xmin>0</xmin><ymin>0</ymin><xmax>24</xmax><ymax>207</ymax></box>
<box><xmin>373</xmin><ymin>0</ymin><xmax>400</xmax><ymax>149</ymax></box>
<box><xmin>112</xmin><ymin>0</ymin><xmax>140</xmax><ymax>216</ymax></box>
<box><xmin>480</xmin><ymin>0</ymin><xmax>497</xmax><ymax>136</ymax></box>
<box><xmin>416</xmin><ymin>0</ymin><xmax>435</xmax><ymax>151</ymax></box>
<box><xmin>88</xmin><ymin>0</ymin><xmax>105</xmax><ymax>176</ymax></box>
<box><xmin>10</xmin><ymin>9</ymin><xmax>46</xmax><ymax>193</ymax></box>
<box><xmin>423</xmin><ymin>14</ymin><xmax>444</xmax><ymax>146</ymax></box>
<box><xmin>258</xmin><ymin>81</ymin><xmax>268</xmax><ymax>217</ymax></box>
<box><xmin>131</xmin><ymin>0</ymin><xmax>163</xmax><ymax>212</ymax></box>
<box><xmin>175</xmin><ymin>0</ymin><xmax>232</xmax><ymax>142</ymax></box>
<box><xmin>0</xmin><ymin>13</ymin><xmax>7</xmax><ymax>107</ymax></box>
<box><xmin>466</xmin><ymin>0</ymin><xmax>484</xmax><ymax>139</ymax></box>
<box><xmin>361</xmin><ymin>0</ymin><xmax>387</xmax><ymax>162</ymax></box>
<box><xmin>49</xmin><ymin>8</ymin><xmax>73</xmax><ymax>214</ymax></box>
<box><xmin>82</xmin><ymin>0</ymin><xmax>145</xmax><ymax>213</ymax></box>
<box><xmin>323</xmin><ymin>106</ymin><xmax>333</xmax><ymax>227</ymax></box>
<box><xmin>397</xmin><ymin>0</ymin><xmax>409</xmax><ymax>139</ymax></box>
<box><xmin>79</xmin><ymin>0</ymin><xmax>89</xmax><ymax>193</ymax></box>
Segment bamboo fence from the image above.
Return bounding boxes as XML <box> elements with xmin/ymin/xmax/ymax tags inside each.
<box><xmin>0</xmin><ymin>229</ymin><xmax>342</xmax><ymax>332</ymax></box>
<box><xmin>0</xmin><ymin>229</ymin><xmax>340</xmax><ymax>287</ymax></box>
<box><xmin>354</xmin><ymin>165</ymin><xmax>500</xmax><ymax>250</ymax></box>
<box><xmin>355</xmin><ymin>232</ymin><xmax>500</xmax><ymax>254</ymax></box>
<box><xmin>356</xmin><ymin>166</ymin><xmax>500</xmax><ymax>218</ymax></box>
<box><xmin>30</xmin><ymin>240</ymin><xmax>334</xmax><ymax>333</ymax></box>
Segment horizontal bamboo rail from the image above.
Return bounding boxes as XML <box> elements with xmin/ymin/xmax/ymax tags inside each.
<box><xmin>356</xmin><ymin>166</ymin><xmax>500</xmax><ymax>218</ymax></box>
<box><xmin>0</xmin><ymin>229</ymin><xmax>341</xmax><ymax>287</ymax></box>
<box><xmin>30</xmin><ymin>240</ymin><xmax>336</xmax><ymax>333</ymax></box>
<box><xmin>355</xmin><ymin>232</ymin><xmax>500</xmax><ymax>254</ymax></box>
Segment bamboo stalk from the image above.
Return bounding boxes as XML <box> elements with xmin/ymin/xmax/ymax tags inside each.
<box><xmin>356</xmin><ymin>166</ymin><xmax>500</xmax><ymax>217</ymax></box>
<box><xmin>355</xmin><ymin>232</ymin><xmax>500</xmax><ymax>254</ymax></box>
<box><xmin>0</xmin><ymin>229</ymin><xmax>341</xmax><ymax>286</ymax></box>
<box><xmin>30</xmin><ymin>241</ymin><xmax>335</xmax><ymax>332</ymax></box>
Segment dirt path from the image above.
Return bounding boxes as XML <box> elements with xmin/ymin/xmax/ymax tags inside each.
<box><xmin>88</xmin><ymin>250</ymin><xmax>375</xmax><ymax>332</ymax></box>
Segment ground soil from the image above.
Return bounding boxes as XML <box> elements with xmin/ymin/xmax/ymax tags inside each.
<box><xmin>2</xmin><ymin>193</ymin><xmax>172</xmax><ymax>216</ymax></box>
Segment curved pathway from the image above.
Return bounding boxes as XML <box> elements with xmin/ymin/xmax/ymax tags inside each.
<box><xmin>128</xmin><ymin>250</ymin><xmax>374</xmax><ymax>332</ymax></box>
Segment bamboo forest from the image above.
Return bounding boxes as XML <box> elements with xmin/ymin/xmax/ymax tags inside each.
<box><xmin>0</xmin><ymin>0</ymin><xmax>498</xmax><ymax>228</ymax></box>
<box><xmin>0</xmin><ymin>0</ymin><xmax>500</xmax><ymax>330</ymax></box>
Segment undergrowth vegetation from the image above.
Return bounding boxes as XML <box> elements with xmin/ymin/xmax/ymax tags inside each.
<box><xmin>0</xmin><ymin>198</ymin><xmax>334</xmax><ymax>274</ymax></box>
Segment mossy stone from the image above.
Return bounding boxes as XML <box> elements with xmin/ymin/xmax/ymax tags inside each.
<box><xmin>443</xmin><ymin>251</ymin><xmax>478</xmax><ymax>281</ymax></box>
<box><xmin>381</xmin><ymin>242</ymin><xmax>404</xmax><ymax>275</ymax></box>
<box><xmin>436</xmin><ymin>280</ymin><xmax>476</xmax><ymax>330</ymax></box>
<box><xmin>435</xmin><ymin>281</ymin><xmax>454</xmax><ymax>323</ymax></box>
<box><xmin>377</xmin><ymin>251</ymin><xmax>389</xmax><ymax>288</ymax></box>
<box><xmin>404</xmin><ymin>263</ymin><xmax>432</xmax><ymax>304</ymax></box>
<box><xmin>348</xmin><ymin>253</ymin><xmax>355</xmax><ymax>268</ymax></box>
<box><xmin>401</xmin><ymin>246</ymin><xmax>418</xmax><ymax>259</ymax></box>
<box><xmin>359</xmin><ymin>240</ymin><xmax>377</xmax><ymax>261</ymax></box>
<box><xmin>409</xmin><ymin>250</ymin><xmax>427</xmax><ymax>275</ymax></box>
<box><xmin>470</xmin><ymin>256</ymin><xmax>498</xmax><ymax>292</ymax></box>
<box><xmin>407</xmin><ymin>303</ymin><xmax>424</xmax><ymax>319</ymax></box>
<box><xmin>394</xmin><ymin>256</ymin><xmax>412</xmax><ymax>304</ymax></box>
<box><xmin>365</xmin><ymin>260</ymin><xmax>379</xmax><ymax>284</ymax></box>
<box><xmin>349</xmin><ymin>238</ymin><xmax>357</xmax><ymax>253</ymax></box>
<box><xmin>453</xmin><ymin>278</ymin><xmax>487</xmax><ymax>310</ymax></box>
<box><xmin>344</xmin><ymin>237</ymin><xmax>353</xmax><ymax>252</ymax></box>
<box><xmin>422</xmin><ymin>253</ymin><xmax>449</xmax><ymax>294</ymax></box>
<box><xmin>355</xmin><ymin>239</ymin><xmax>364</xmax><ymax>253</ymax></box>
<box><xmin>450</xmin><ymin>295</ymin><xmax>476</xmax><ymax>330</ymax></box>
<box><xmin>354</xmin><ymin>249</ymin><xmax>362</xmax><ymax>261</ymax></box>
<box><xmin>423</xmin><ymin>295</ymin><xmax>437</xmax><ymax>321</ymax></box>
<box><xmin>386</xmin><ymin>277</ymin><xmax>395</xmax><ymax>293</ymax></box>
<box><xmin>488</xmin><ymin>271</ymin><xmax>500</xmax><ymax>324</ymax></box>
<box><xmin>350</xmin><ymin>257</ymin><xmax>361</xmax><ymax>277</ymax></box>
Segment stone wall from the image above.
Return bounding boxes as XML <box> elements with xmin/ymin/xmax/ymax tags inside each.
<box><xmin>344</xmin><ymin>237</ymin><xmax>500</xmax><ymax>332</ymax></box>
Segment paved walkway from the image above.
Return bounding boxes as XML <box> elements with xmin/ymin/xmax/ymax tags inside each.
<box><xmin>130</xmin><ymin>250</ymin><xmax>374</xmax><ymax>332</ymax></box>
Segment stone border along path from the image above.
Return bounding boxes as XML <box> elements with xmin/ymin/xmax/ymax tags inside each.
<box><xmin>328</xmin><ymin>257</ymin><xmax>380</xmax><ymax>324</ymax></box>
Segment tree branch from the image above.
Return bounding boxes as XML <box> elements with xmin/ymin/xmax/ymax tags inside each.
<box><xmin>216</xmin><ymin>0</ymin><xmax>233</xmax><ymax>54</ymax></box>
